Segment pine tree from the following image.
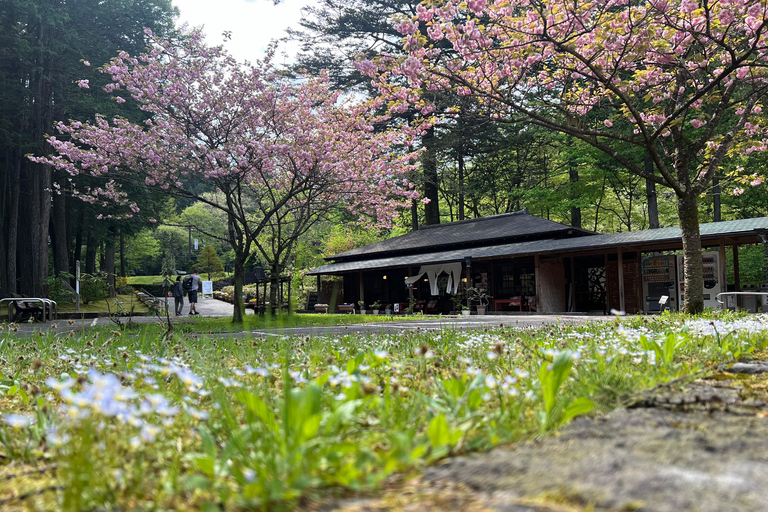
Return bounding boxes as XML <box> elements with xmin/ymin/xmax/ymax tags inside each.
<box><xmin>198</xmin><ymin>245</ymin><xmax>224</xmax><ymax>282</ymax></box>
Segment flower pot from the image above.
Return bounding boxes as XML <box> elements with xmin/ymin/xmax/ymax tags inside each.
<box><xmin>385</xmin><ymin>308</ymin><xmax>392</xmax><ymax>315</ymax></box>
<box><xmin>476</xmin><ymin>305</ymin><xmax>487</xmax><ymax>315</ymax></box>
<box><xmin>372</xmin><ymin>309</ymin><xmax>379</xmax><ymax>315</ymax></box>
<box><xmin>359</xmin><ymin>309</ymin><xmax>367</xmax><ymax>315</ymax></box>
<box><xmin>461</xmin><ymin>310</ymin><xmax>471</xmax><ymax>317</ymax></box>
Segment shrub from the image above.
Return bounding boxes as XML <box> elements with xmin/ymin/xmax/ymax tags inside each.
<box><xmin>45</xmin><ymin>272</ymin><xmax>75</xmax><ymax>302</ymax></box>
<box><xmin>79</xmin><ymin>272</ymin><xmax>110</xmax><ymax>305</ymax></box>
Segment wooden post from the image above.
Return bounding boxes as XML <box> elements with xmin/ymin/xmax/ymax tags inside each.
<box><xmin>317</xmin><ymin>275</ymin><xmax>321</xmax><ymax>303</ymax></box>
<box><xmin>618</xmin><ymin>247</ymin><xmax>625</xmax><ymax>313</ymax></box>
<box><xmin>604</xmin><ymin>253</ymin><xmax>610</xmax><ymax>311</ymax></box>
<box><xmin>570</xmin><ymin>257</ymin><xmax>576</xmax><ymax>312</ymax></box>
<box><xmin>534</xmin><ymin>254</ymin><xmax>542</xmax><ymax>310</ymax></box>
<box><xmin>719</xmin><ymin>240</ymin><xmax>727</xmax><ymax>298</ymax></box>
<box><xmin>287</xmin><ymin>275</ymin><xmax>292</xmax><ymax>314</ymax></box>
<box><xmin>733</xmin><ymin>244</ymin><xmax>740</xmax><ymax>291</ymax></box>
<box><xmin>358</xmin><ymin>271</ymin><xmax>364</xmax><ymax>307</ymax></box>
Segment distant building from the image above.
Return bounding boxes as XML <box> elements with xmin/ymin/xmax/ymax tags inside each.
<box><xmin>309</xmin><ymin>210</ymin><xmax>768</xmax><ymax>314</ymax></box>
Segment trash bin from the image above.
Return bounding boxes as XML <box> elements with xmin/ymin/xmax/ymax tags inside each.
<box><xmin>742</xmin><ymin>284</ymin><xmax>758</xmax><ymax>313</ymax></box>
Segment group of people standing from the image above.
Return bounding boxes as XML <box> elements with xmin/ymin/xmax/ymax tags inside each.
<box><xmin>172</xmin><ymin>270</ymin><xmax>203</xmax><ymax>316</ymax></box>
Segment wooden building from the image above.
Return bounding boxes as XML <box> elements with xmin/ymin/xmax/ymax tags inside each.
<box><xmin>308</xmin><ymin>211</ymin><xmax>768</xmax><ymax>314</ymax></box>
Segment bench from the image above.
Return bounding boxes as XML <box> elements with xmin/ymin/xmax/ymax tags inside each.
<box><xmin>1</xmin><ymin>294</ymin><xmax>57</xmax><ymax>322</ymax></box>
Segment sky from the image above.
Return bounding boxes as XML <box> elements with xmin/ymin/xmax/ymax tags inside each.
<box><xmin>172</xmin><ymin>0</ymin><xmax>310</xmax><ymax>64</ymax></box>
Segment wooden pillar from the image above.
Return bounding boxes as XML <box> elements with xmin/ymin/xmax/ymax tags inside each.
<box><xmin>317</xmin><ymin>275</ymin><xmax>321</xmax><ymax>301</ymax></box>
<box><xmin>287</xmin><ymin>275</ymin><xmax>292</xmax><ymax>314</ymax></box>
<box><xmin>618</xmin><ymin>247</ymin><xmax>625</xmax><ymax>313</ymax></box>
<box><xmin>733</xmin><ymin>245</ymin><xmax>740</xmax><ymax>291</ymax></box>
<box><xmin>719</xmin><ymin>240</ymin><xmax>727</xmax><ymax>296</ymax></box>
<box><xmin>534</xmin><ymin>254</ymin><xmax>542</xmax><ymax>304</ymax></box>
<box><xmin>604</xmin><ymin>253</ymin><xmax>610</xmax><ymax>311</ymax></box>
<box><xmin>358</xmin><ymin>271</ymin><xmax>364</xmax><ymax>306</ymax></box>
<box><xmin>570</xmin><ymin>257</ymin><xmax>576</xmax><ymax>312</ymax></box>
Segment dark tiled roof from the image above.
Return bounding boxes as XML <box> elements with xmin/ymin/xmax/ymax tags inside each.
<box><xmin>331</xmin><ymin>210</ymin><xmax>592</xmax><ymax>261</ymax></box>
<box><xmin>308</xmin><ymin>217</ymin><xmax>768</xmax><ymax>275</ymax></box>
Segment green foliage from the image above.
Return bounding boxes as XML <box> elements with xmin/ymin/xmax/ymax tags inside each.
<box><xmin>45</xmin><ymin>272</ymin><xmax>75</xmax><ymax>303</ymax></box>
<box><xmin>160</xmin><ymin>254</ymin><xmax>176</xmax><ymax>295</ymax></box>
<box><xmin>79</xmin><ymin>272</ymin><xmax>110</xmax><ymax>305</ymax></box>
<box><xmin>538</xmin><ymin>351</ymin><xmax>594</xmax><ymax>430</ymax></box>
<box><xmin>2</xmin><ymin>313</ymin><xmax>767</xmax><ymax>509</ymax></box>
<box><xmin>198</xmin><ymin>245</ymin><xmax>224</xmax><ymax>281</ymax></box>
<box><xmin>123</xmin><ymin>229</ymin><xmax>162</xmax><ymax>275</ymax></box>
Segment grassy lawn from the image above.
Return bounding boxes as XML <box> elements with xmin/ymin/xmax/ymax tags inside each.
<box><xmin>56</xmin><ymin>293</ymin><xmax>150</xmax><ymax>314</ymax></box>
<box><xmin>127</xmin><ymin>274</ymin><xmax>233</xmax><ymax>286</ymax></box>
<box><xmin>126</xmin><ymin>275</ymin><xmax>166</xmax><ymax>286</ymax></box>
<box><xmin>0</xmin><ymin>311</ymin><xmax>764</xmax><ymax>510</ymax></box>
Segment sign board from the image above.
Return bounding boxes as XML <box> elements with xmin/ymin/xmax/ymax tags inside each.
<box><xmin>75</xmin><ymin>260</ymin><xmax>81</xmax><ymax>311</ymax></box>
<box><xmin>393</xmin><ymin>303</ymin><xmax>400</xmax><ymax>313</ymax></box>
<box><xmin>201</xmin><ymin>280</ymin><xmax>213</xmax><ymax>297</ymax></box>
<box><xmin>659</xmin><ymin>295</ymin><xmax>668</xmax><ymax>305</ymax></box>
<box><xmin>194</xmin><ymin>238</ymin><xmax>199</xmax><ymax>250</ymax></box>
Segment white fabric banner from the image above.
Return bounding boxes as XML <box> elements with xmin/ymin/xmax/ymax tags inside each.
<box><xmin>408</xmin><ymin>262</ymin><xmax>463</xmax><ymax>296</ymax></box>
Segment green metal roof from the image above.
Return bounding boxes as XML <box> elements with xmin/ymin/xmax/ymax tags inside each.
<box><xmin>308</xmin><ymin>217</ymin><xmax>768</xmax><ymax>275</ymax></box>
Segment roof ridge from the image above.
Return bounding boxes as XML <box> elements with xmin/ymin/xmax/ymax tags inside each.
<box><xmin>417</xmin><ymin>210</ymin><xmax>528</xmax><ymax>231</ymax></box>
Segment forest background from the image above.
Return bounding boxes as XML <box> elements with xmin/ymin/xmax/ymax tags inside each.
<box><xmin>2</xmin><ymin>0</ymin><xmax>768</xmax><ymax>309</ymax></box>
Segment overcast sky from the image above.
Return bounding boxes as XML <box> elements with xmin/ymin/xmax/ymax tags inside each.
<box><xmin>172</xmin><ymin>0</ymin><xmax>309</xmax><ymax>64</ymax></box>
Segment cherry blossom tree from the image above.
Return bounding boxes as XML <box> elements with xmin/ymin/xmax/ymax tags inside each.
<box><xmin>364</xmin><ymin>0</ymin><xmax>768</xmax><ymax>313</ymax></box>
<box><xmin>34</xmin><ymin>30</ymin><xmax>418</xmax><ymax>322</ymax></box>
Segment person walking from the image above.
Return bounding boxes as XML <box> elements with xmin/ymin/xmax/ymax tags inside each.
<box><xmin>172</xmin><ymin>276</ymin><xmax>184</xmax><ymax>316</ymax></box>
<box><xmin>187</xmin><ymin>270</ymin><xmax>203</xmax><ymax>315</ymax></box>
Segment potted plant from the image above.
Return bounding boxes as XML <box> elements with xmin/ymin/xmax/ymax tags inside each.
<box><xmin>370</xmin><ymin>300</ymin><xmax>382</xmax><ymax>315</ymax></box>
<box><xmin>451</xmin><ymin>296</ymin><xmax>470</xmax><ymax>317</ymax></box>
<box><xmin>314</xmin><ymin>303</ymin><xmax>329</xmax><ymax>313</ymax></box>
<box><xmin>358</xmin><ymin>300</ymin><xmax>366</xmax><ymax>315</ymax></box>
<box><xmin>467</xmin><ymin>287</ymin><xmax>492</xmax><ymax>315</ymax></box>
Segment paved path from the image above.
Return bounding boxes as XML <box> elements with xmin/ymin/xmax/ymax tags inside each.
<box><xmin>12</xmin><ymin>297</ymin><xmax>614</xmax><ymax>337</ymax></box>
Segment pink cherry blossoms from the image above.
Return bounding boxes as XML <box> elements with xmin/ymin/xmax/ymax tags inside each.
<box><xmin>363</xmin><ymin>0</ymin><xmax>768</xmax><ymax>198</ymax></box>
<box><xmin>32</xmin><ymin>29</ymin><xmax>420</xmax><ymax>322</ymax></box>
<box><xmin>34</xmin><ymin>29</ymin><xmax>419</xmax><ymax>226</ymax></box>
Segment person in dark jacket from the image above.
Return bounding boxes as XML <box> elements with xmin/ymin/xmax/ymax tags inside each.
<box><xmin>172</xmin><ymin>276</ymin><xmax>184</xmax><ymax>316</ymax></box>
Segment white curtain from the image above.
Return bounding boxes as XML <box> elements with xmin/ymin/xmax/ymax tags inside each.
<box><xmin>408</xmin><ymin>262</ymin><xmax>463</xmax><ymax>296</ymax></box>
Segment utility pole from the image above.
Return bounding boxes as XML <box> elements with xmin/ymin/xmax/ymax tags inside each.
<box><xmin>157</xmin><ymin>222</ymin><xmax>195</xmax><ymax>260</ymax></box>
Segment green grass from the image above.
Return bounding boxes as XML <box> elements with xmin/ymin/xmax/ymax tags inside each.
<box><xmin>56</xmin><ymin>293</ymin><xmax>149</xmax><ymax>314</ymax></box>
<box><xmin>0</xmin><ymin>311</ymin><xmax>764</xmax><ymax>510</ymax></box>
<box><xmin>126</xmin><ymin>275</ymin><xmax>165</xmax><ymax>286</ymax></box>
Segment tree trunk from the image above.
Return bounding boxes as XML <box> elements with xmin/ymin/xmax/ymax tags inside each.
<box><xmin>232</xmin><ymin>254</ymin><xmax>246</xmax><ymax>323</ymax></box>
<box><xmin>678</xmin><ymin>192</ymin><xmax>704</xmax><ymax>314</ymax></box>
<box><xmin>712</xmin><ymin>174</ymin><xmax>722</xmax><ymax>222</ymax></box>
<box><xmin>85</xmin><ymin>228</ymin><xmax>97</xmax><ymax>273</ymax></box>
<box><xmin>411</xmin><ymin>198</ymin><xmax>419</xmax><ymax>231</ymax></box>
<box><xmin>645</xmin><ymin>153</ymin><xmax>660</xmax><ymax>229</ymax></box>
<box><xmin>72</xmin><ymin>204</ymin><xmax>84</xmax><ymax>275</ymax></box>
<box><xmin>457</xmin><ymin>150</ymin><xmax>465</xmax><ymax>221</ymax></box>
<box><xmin>51</xmin><ymin>188</ymin><xmax>69</xmax><ymax>276</ymax></box>
<box><xmin>2</xmin><ymin>151</ymin><xmax>20</xmax><ymax>295</ymax></box>
<box><xmin>569</xmin><ymin>164</ymin><xmax>581</xmax><ymax>228</ymax></box>
<box><xmin>422</xmin><ymin>127</ymin><xmax>440</xmax><ymax>225</ymax></box>
<box><xmin>269</xmin><ymin>262</ymin><xmax>279</xmax><ymax>315</ymax></box>
<box><xmin>29</xmin><ymin>162</ymin><xmax>52</xmax><ymax>297</ymax></box>
<box><xmin>119</xmin><ymin>228</ymin><xmax>126</xmax><ymax>277</ymax></box>
<box><xmin>29</xmin><ymin>15</ymin><xmax>53</xmax><ymax>297</ymax></box>
<box><xmin>105</xmin><ymin>229</ymin><xmax>116</xmax><ymax>297</ymax></box>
